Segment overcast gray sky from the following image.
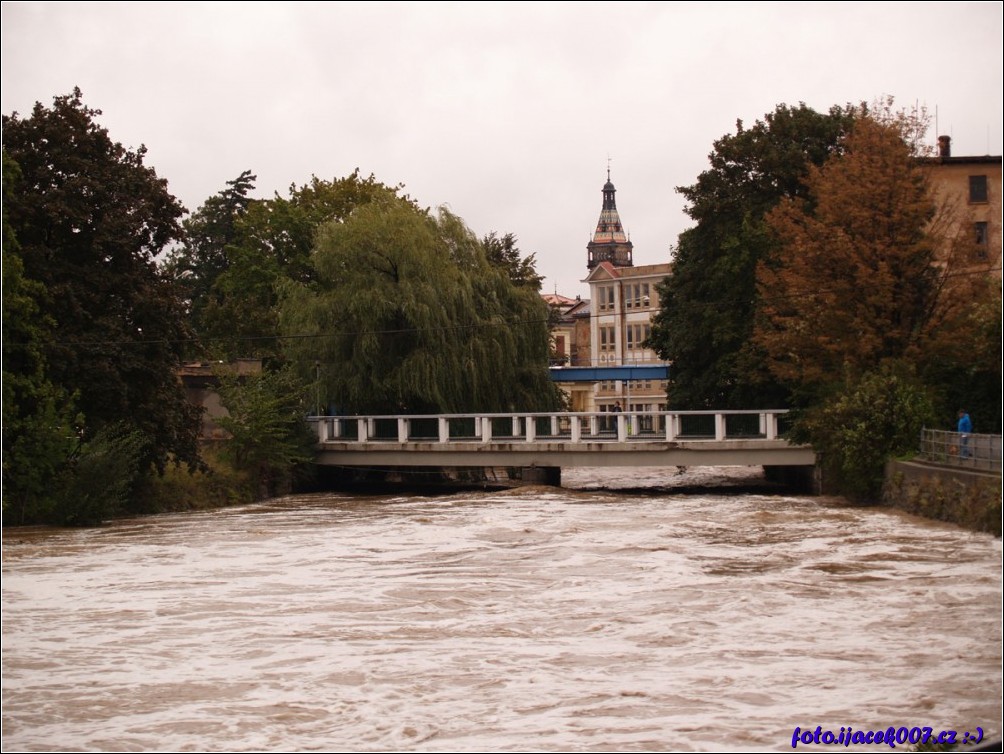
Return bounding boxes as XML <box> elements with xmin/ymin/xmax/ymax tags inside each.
<box><xmin>3</xmin><ymin>2</ymin><xmax>1002</xmax><ymax>297</ymax></box>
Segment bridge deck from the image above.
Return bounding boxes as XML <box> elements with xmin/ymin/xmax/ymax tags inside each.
<box><xmin>310</xmin><ymin>410</ymin><xmax>815</xmax><ymax>468</ymax></box>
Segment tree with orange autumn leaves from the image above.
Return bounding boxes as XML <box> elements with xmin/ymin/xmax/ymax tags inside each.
<box><xmin>754</xmin><ymin>103</ymin><xmax>1000</xmax><ymax>498</ymax></box>
<box><xmin>755</xmin><ymin>105</ymin><xmax>998</xmax><ymax>402</ymax></box>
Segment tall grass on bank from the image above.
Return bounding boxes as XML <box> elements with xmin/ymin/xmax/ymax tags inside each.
<box><xmin>136</xmin><ymin>445</ymin><xmax>257</xmax><ymax>515</ymax></box>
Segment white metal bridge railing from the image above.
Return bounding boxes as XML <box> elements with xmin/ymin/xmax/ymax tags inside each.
<box><xmin>917</xmin><ymin>429</ymin><xmax>1002</xmax><ymax>473</ymax></box>
<box><xmin>309</xmin><ymin>410</ymin><xmax>794</xmax><ymax>446</ymax></box>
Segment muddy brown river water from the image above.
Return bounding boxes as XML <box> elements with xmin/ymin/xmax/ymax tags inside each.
<box><xmin>2</xmin><ymin>467</ymin><xmax>1001</xmax><ymax>751</ymax></box>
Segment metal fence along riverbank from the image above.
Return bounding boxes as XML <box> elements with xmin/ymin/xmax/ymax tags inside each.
<box><xmin>917</xmin><ymin>429</ymin><xmax>1003</xmax><ymax>473</ymax></box>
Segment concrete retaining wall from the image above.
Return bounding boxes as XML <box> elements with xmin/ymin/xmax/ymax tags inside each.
<box><xmin>883</xmin><ymin>460</ymin><xmax>1001</xmax><ymax>536</ymax></box>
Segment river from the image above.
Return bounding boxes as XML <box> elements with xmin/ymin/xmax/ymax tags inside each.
<box><xmin>2</xmin><ymin>466</ymin><xmax>1001</xmax><ymax>751</ymax></box>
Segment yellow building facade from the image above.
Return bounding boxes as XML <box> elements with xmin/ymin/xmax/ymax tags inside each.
<box><xmin>924</xmin><ymin>135</ymin><xmax>1002</xmax><ymax>274</ymax></box>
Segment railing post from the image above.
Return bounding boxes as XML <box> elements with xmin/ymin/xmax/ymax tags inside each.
<box><xmin>765</xmin><ymin>412</ymin><xmax>777</xmax><ymax>440</ymax></box>
<box><xmin>482</xmin><ymin>416</ymin><xmax>492</xmax><ymax>443</ymax></box>
<box><xmin>715</xmin><ymin>413</ymin><xmax>727</xmax><ymax>441</ymax></box>
<box><xmin>525</xmin><ymin>416</ymin><xmax>536</xmax><ymax>442</ymax></box>
<box><xmin>551</xmin><ymin>415</ymin><xmax>558</xmax><ymax>437</ymax></box>
<box><xmin>617</xmin><ymin>414</ymin><xmax>627</xmax><ymax>442</ymax></box>
<box><xmin>357</xmin><ymin>418</ymin><xmax>368</xmax><ymax>443</ymax></box>
<box><xmin>438</xmin><ymin>417</ymin><xmax>449</xmax><ymax>444</ymax></box>
<box><xmin>398</xmin><ymin>418</ymin><xmax>409</xmax><ymax>443</ymax></box>
<box><xmin>665</xmin><ymin>413</ymin><xmax>677</xmax><ymax>441</ymax></box>
<box><xmin>511</xmin><ymin>416</ymin><xmax>520</xmax><ymax>438</ymax></box>
<box><xmin>590</xmin><ymin>415</ymin><xmax>599</xmax><ymax>436</ymax></box>
<box><xmin>570</xmin><ymin>415</ymin><xmax>581</xmax><ymax>443</ymax></box>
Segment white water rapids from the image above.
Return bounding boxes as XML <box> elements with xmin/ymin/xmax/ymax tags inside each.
<box><xmin>2</xmin><ymin>467</ymin><xmax>1001</xmax><ymax>751</ymax></box>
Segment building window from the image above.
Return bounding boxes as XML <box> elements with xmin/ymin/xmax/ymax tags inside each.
<box><xmin>969</xmin><ymin>175</ymin><xmax>988</xmax><ymax>203</ymax></box>
<box><xmin>598</xmin><ymin>285</ymin><xmax>616</xmax><ymax>312</ymax></box>
<box><xmin>625</xmin><ymin>323</ymin><xmax>652</xmax><ymax>351</ymax></box>
<box><xmin>975</xmin><ymin>222</ymin><xmax>989</xmax><ymax>256</ymax></box>
<box><xmin>599</xmin><ymin>325</ymin><xmax>616</xmax><ymax>352</ymax></box>
<box><xmin>625</xmin><ymin>283</ymin><xmax>651</xmax><ymax>309</ymax></box>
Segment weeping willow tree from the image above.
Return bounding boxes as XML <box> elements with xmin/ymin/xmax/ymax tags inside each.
<box><xmin>279</xmin><ymin>195</ymin><xmax>561</xmax><ymax>414</ymax></box>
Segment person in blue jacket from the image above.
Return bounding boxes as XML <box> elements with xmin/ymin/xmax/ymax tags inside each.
<box><xmin>957</xmin><ymin>409</ymin><xmax>972</xmax><ymax>459</ymax></box>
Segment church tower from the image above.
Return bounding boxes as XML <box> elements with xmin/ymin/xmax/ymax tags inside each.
<box><xmin>586</xmin><ymin>169</ymin><xmax>633</xmax><ymax>269</ymax></box>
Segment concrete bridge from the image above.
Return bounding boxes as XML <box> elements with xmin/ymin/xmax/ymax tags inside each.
<box><xmin>309</xmin><ymin>410</ymin><xmax>816</xmax><ymax>479</ymax></box>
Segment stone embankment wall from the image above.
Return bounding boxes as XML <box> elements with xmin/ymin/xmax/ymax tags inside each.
<box><xmin>883</xmin><ymin>460</ymin><xmax>1002</xmax><ymax>537</ymax></box>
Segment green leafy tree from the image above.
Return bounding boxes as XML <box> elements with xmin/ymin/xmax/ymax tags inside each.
<box><xmin>3</xmin><ymin>286</ymin><xmax>74</xmax><ymax>521</ymax></box>
<box><xmin>280</xmin><ymin>197</ymin><xmax>560</xmax><ymax>414</ymax></box>
<box><xmin>917</xmin><ymin>290</ymin><xmax>1002</xmax><ymax>433</ymax></box>
<box><xmin>482</xmin><ymin>232</ymin><xmax>544</xmax><ymax>289</ymax></box>
<box><xmin>242</xmin><ymin>170</ymin><xmax>407</xmax><ymax>281</ymax></box>
<box><xmin>215</xmin><ymin>366</ymin><xmax>316</xmax><ymax>497</ymax></box>
<box><xmin>2</xmin><ymin>151</ymin><xmax>81</xmax><ymax>523</ymax></box>
<box><xmin>647</xmin><ymin>103</ymin><xmax>854</xmax><ymax>409</ymax></box>
<box><xmin>178</xmin><ymin>170</ymin><xmax>404</xmax><ymax>362</ymax></box>
<box><xmin>4</xmin><ymin>155</ymin><xmax>147</xmax><ymax>526</ymax></box>
<box><xmin>162</xmin><ymin>169</ymin><xmax>256</xmax><ymax>341</ymax></box>
<box><xmin>3</xmin><ymin>89</ymin><xmax>201</xmax><ymax>477</ymax></box>
<box><xmin>195</xmin><ymin>245</ymin><xmax>286</xmax><ymax>361</ymax></box>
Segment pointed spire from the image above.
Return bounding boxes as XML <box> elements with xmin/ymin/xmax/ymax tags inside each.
<box><xmin>587</xmin><ymin>168</ymin><xmax>633</xmax><ymax>269</ymax></box>
<box><xmin>594</xmin><ymin>174</ymin><xmax>627</xmax><ymax>243</ymax></box>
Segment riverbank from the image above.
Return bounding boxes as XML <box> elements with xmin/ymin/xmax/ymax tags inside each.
<box><xmin>883</xmin><ymin>459</ymin><xmax>1002</xmax><ymax>537</ymax></box>
<box><xmin>136</xmin><ymin>449</ymin><xmax>258</xmax><ymax>515</ymax></box>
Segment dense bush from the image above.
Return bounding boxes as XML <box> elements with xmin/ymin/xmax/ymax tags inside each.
<box><xmin>792</xmin><ymin>364</ymin><xmax>935</xmax><ymax>500</ymax></box>
<box><xmin>50</xmin><ymin>425</ymin><xmax>149</xmax><ymax>526</ymax></box>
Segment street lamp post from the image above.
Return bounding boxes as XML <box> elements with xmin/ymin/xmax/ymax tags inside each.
<box><xmin>315</xmin><ymin>360</ymin><xmax>321</xmax><ymax>417</ymax></box>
